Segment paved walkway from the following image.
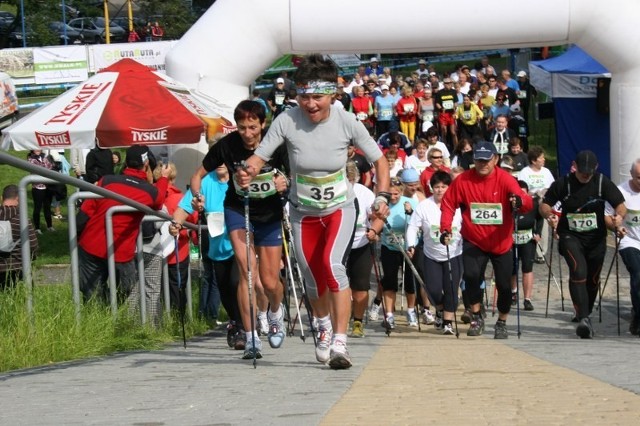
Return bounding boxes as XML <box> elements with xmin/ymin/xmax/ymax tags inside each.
<box><xmin>2</xmin><ymin>246</ymin><xmax>640</xmax><ymax>425</ymax></box>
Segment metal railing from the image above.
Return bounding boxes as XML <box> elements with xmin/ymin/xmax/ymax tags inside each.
<box><xmin>0</xmin><ymin>151</ymin><xmax>198</xmax><ymax>321</ymax></box>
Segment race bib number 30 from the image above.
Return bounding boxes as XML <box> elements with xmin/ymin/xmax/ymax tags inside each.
<box><xmin>297</xmin><ymin>170</ymin><xmax>348</xmax><ymax>209</ymax></box>
<box><xmin>234</xmin><ymin>170</ymin><xmax>277</xmax><ymax>199</ymax></box>
<box><xmin>566</xmin><ymin>212</ymin><xmax>597</xmax><ymax>232</ymax></box>
<box><xmin>470</xmin><ymin>203</ymin><xmax>503</xmax><ymax>225</ymax></box>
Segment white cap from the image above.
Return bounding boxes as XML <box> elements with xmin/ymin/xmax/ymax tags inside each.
<box><xmin>418</xmin><ymin>59</ymin><xmax>427</xmax><ymax>65</ymax></box>
<box><xmin>517</xmin><ymin>70</ymin><xmax>527</xmax><ymax>78</ymax></box>
<box><xmin>276</xmin><ymin>77</ymin><xmax>284</xmax><ymax>83</ymax></box>
<box><xmin>381</xmin><ymin>84</ymin><xmax>389</xmax><ymax>91</ymax></box>
<box><xmin>370</xmin><ymin>57</ymin><xmax>379</xmax><ymax>63</ymax></box>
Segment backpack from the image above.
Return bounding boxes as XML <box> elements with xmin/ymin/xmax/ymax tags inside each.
<box><xmin>0</xmin><ymin>220</ymin><xmax>17</xmax><ymax>253</ymax></box>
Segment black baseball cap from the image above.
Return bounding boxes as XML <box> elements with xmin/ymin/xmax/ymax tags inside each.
<box><xmin>575</xmin><ymin>150</ymin><xmax>598</xmax><ymax>174</ymax></box>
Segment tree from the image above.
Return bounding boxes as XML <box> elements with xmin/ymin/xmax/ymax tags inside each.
<box><xmin>138</xmin><ymin>0</ymin><xmax>197</xmax><ymax>40</ymax></box>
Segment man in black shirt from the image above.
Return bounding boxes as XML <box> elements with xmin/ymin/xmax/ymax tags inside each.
<box><xmin>540</xmin><ymin>150</ymin><xmax>626</xmax><ymax>338</ymax></box>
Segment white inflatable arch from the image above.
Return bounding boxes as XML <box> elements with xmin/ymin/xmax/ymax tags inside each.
<box><xmin>166</xmin><ymin>0</ymin><xmax>640</xmax><ymax>184</ymax></box>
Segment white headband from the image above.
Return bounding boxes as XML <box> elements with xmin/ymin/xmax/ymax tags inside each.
<box><xmin>296</xmin><ymin>80</ymin><xmax>337</xmax><ymax>95</ymax></box>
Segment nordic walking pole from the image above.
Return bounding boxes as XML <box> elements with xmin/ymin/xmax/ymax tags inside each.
<box><xmin>544</xmin><ymin>238</ymin><xmax>554</xmax><ymax>318</ymax></box>
<box><xmin>404</xmin><ymin>210</ymin><xmax>422</xmax><ymax>332</ymax></box>
<box><xmin>445</xmin><ymin>244</ymin><xmax>459</xmax><ymax>338</ymax></box>
<box><xmin>174</xmin><ymin>236</ymin><xmax>187</xmax><ymax>348</ymax></box>
<box><xmin>597</xmin><ymin>241</ymin><xmax>618</xmax><ymax>322</ymax></box>
<box><xmin>282</xmin><ymin>226</ymin><xmax>305</xmax><ymax>341</ymax></box>
<box><xmin>280</xmin><ymin>195</ymin><xmax>317</xmax><ymax>346</ymax></box>
<box><xmin>243</xmin><ymin>188</ymin><xmax>257</xmax><ymax>368</ymax></box>
<box><xmin>513</xmin><ymin>208</ymin><xmax>521</xmax><ymax>339</ymax></box>
<box><xmin>558</xmin><ymin>238</ymin><xmax>565</xmax><ymax>311</ymax></box>
<box><xmin>615</xmin><ymin>230</ymin><xmax>621</xmax><ymax>336</ymax></box>
<box><xmin>370</xmin><ymin>244</ymin><xmax>391</xmax><ymax>336</ymax></box>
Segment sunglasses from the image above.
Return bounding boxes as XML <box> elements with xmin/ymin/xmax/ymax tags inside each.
<box><xmin>430</xmin><ymin>155</ymin><xmax>443</xmax><ymax>159</ymax></box>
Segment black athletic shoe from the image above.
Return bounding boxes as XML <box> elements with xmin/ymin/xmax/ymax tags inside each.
<box><xmin>461</xmin><ymin>310</ymin><xmax>472</xmax><ymax>324</ymax></box>
<box><xmin>576</xmin><ymin>317</ymin><xmax>594</xmax><ymax>339</ymax></box>
<box><xmin>234</xmin><ymin>331</ymin><xmax>247</xmax><ymax>350</ymax></box>
<box><xmin>226</xmin><ymin>323</ymin><xmax>237</xmax><ymax>348</ymax></box>
<box><xmin>467</xmin><ymin>314</ymin><xmax>485</xmax><ymax>337</ymax></box>
<box><xmin>534</xmin><ymin>256</ymin><xmax>546</xmax><ymax>264</ymax></box>
<box><xmin>523</xmin><ymin>299</ymin><xmax>534</xmax><ymax>311</ymax></box>
<box><xmin>629</xmin><ymin>312</ymin><xmax>639</xmax><ymax>336</ymax></box>
<box><xmin>494</xmin><ymin>321</ymin><xmax>508</xmax><ymax>339</ymax></box>
<box><xmin>511</xmin><ymin>292</ymin><xmax>517</xmax><ymax>306</ymax></box>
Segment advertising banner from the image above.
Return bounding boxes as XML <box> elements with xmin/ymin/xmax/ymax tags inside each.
<box><xmin>34</xmin><ymin>46</ymin><xmax>89</xmax><ymax>84</ymax></box>
<box><xmin>88</xmin><ymin>40</ymin><xmax>178</xmax><ymax>73</ymax></box>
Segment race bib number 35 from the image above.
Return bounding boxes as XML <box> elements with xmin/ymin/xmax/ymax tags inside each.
<box><xmin>566</xmin><ymin>212</ymin><xmax>597</xmax><ymax>232</ymax></box>
<box><xmin>470</xmin><ymin>203</ymin><xmax>503</xmax><ymax>225</ymax></box>
<box><xmin>297</xmin><ymin>170</ymin><xmax>348</xmax><ymax>209</ymax></box>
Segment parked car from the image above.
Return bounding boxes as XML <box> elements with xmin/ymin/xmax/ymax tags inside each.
<box><xmin>49</xmin><ymin>22</ymin><xmax>84</xmax><ymax>45</ymax></box>
<box><xmin>68</xmin><ymin>17</ymin><xmax>127</xmax><ymax>43</ymax></box>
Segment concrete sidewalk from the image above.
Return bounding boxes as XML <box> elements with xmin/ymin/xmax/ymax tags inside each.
<box><xmin>2</xmin><ymin>248</ymin><xmax>640</xmax><ymax>425</ymax></box>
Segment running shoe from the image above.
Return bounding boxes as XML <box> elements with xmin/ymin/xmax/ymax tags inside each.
<box><xmin>368</xmin><ymin>301</ymin><xmax>381</xmax><ymax>321</ymax></box>
<box><xmin>630</xmin><ymin>313</ymin><xmax>639</xmax><ymax>336</ymax></box>
<box><xmin>494</xmin><ymin>320</ymin><xmax>508</xmax><ymax>339</ymax></box>
<box><xmin>316</xmin><ymin>328</ymin><xmax>332</xmax><ymax>363</ymax></box>
<box><xmin>47</xmin><ymin>227</ymin><xmax>56</xmax><ymax>232</ymax></box>
<box><xmin>461</xmin><ymin>309</ymin><xmax>472</xmax><ymax>324</ymax></box>
<box><xmin>242</xmin><ymin>336</ymin><xmax>262</xmax><ymax>359</ymax></box>
<box><xmin>351</xmin><ymin>320</ymin><xmax>365</xmax><ymax>338</ymax></box>
<box><xmin>384</xmin><ymin>315</ymin><xmax>395</xmax><ymax>330</ymax></box>
<box><xmin>233</xmin><ymin>331</ymin><xmax>246</xmax><ymax>350</ymax></box>
<box><xmin>576</xmin><ymin>317</ymin><xmax>594</xmax><ymax>339</ymax></box>
<box><xmin>35</xmin><ymin>229</ymin><xmax>43</xmax><ymax>235</ymax></box>
<box><xmin>434</xmin><ymin>310</ymin><xmax>444</xmax><ymax>330</ymax></box>
<box><xmin>422</xmin><ymin>309</ymin><xmax>435</xmax><ymax>325</ymax></box>
<box><xmin>257</xmin><ymin>312</ymin><xmax>269</xmax><ymax>336</ymax></box>
<box><xmin>467</xmin><ymin>313</ymin><xmax>485</xmax><ymax>337</ymax></box>
<box><xmin>443</xmin><ymin>323</ymin><xmax>455</xmax><ymax>335</ymax></box>
<box><xmin>511</xmin><ymin>292</ymin><xmax>517</xmax><ymax>306</ymax></box>
<box><xmin>267</xmin><ymin>305</ymin><xmax>285</xmax><ymax>348</ymax></box>
<box><xmin>53</xmin><ymin>214</ymin><xmax>64</xmax><ymax>220</ymax></box>
<box><xmin>523</xmin><ymin>299</ymin><xmax>534</xmax><ymax>311</ymax></box>
<box><xmin>226</xmin><ymin>322</ymin><xmax>237</xmax><ymax>348</ymax></box>
<box><xmin>406</xmin><ymin>310</ymin><xmax>418</xmax><ymax>327</ymax></box>
<box><xmin>329</xmin><ymin>340</ymin><xmax>352</xmax><ymax>370</ymax></box>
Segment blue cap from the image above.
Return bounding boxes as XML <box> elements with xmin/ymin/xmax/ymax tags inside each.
<box><xmin>400</xmin><ymin>168</ymin><xmax>420</xmax><ymax>183</ymax></box>
<box><xmin>473</xmin><ymin>141</ymin><xmax>498</xmax><ymax>161</ymax></box>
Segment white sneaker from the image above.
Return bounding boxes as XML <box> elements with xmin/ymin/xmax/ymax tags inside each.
<box><xmin>242</xmin><ymin>336</ymin><xmax>263</xmax><ymax>360</ymax></box>
<box><xmin>257</xmin><ymin>312</ymin><xmax>269</xmax><ymax>336</ymax></box>
<box><xmin>315</xmin><ymin>328</ymin><xmax>332</xmax><ymax>364</ymax></box>
<box><xmin>329</xmin><ymin>340</ymin><xmax>352</xmax><ymax>370</ymax></box>
<box><xmin>368</xmin><ymin>302</ymin><xmax>381</xmax><ymax>321</ymax></box>
<box><xmin>423</xmin><ymin>310</ymin><xmax>435</xmax><ymax>325</ymax></box>
<box><xmin>406</xmin><ymin>310</ymin><xmax>418</xmax><ymax>327</ymax></box>
<box><xmin>443</xmin><ymin>323</ymin><xmax>455</xmax><ymax>335</ymax></box>
<box><xmin>267</xmin><ymin>305</ymin><xmax>285</xmax><ymax>349</ymax></box>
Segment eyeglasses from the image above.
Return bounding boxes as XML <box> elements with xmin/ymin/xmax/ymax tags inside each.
<box><xmin>390</xmin><ymin>178</ymin><xmax>402</xmax><ymax>185</ymax></box>
<box><xmin>430</xmin><ymin>155</ymin><xmax>443</xmax><ymax>159</ymax></box>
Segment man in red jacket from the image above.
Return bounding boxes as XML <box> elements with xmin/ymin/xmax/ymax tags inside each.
<box><xmin>440</xmin><ymin>141</ymin><xmax>533</xmax><ymax>339</ymax></box>
<box><xmin>78</xmin><ymin>145</ymin><xmax>170</xmax><ymax>302</ymax></box>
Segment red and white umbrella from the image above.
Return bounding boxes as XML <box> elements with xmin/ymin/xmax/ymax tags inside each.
<box><xmin>1</xmin><ymin>58</ymin><xmax>235</xmax><ymax>151</ymax></box>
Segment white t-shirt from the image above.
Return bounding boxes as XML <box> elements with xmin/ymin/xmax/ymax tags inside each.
<box><xmin>606</xmin><ymin>180</ymin><xmax>640</xmax><ymax>251</ymax></box>
<box><xmin>404</xmin><ymin>155</ymin><xmax>431</xmax><ymax>174</ymax></box>
<box><xmin>407</xmin><ymin>196</ymin><xmax>462</xmax><ymax>261</ymax></box>
<box><xmin>352</xmin><ymin>183</ymin><xmax>375</xmax><ymax>249</ymax></box>
<box><xmin>518</xmin><ymin>166</ymin><xmax>555</xmax><ymax>196</ymax></box>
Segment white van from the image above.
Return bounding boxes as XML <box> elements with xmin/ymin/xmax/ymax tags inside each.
<box><xmin>0</xmin><ymin>72</ymin><xmax>19</xmax><ymax>130</ymax></box>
